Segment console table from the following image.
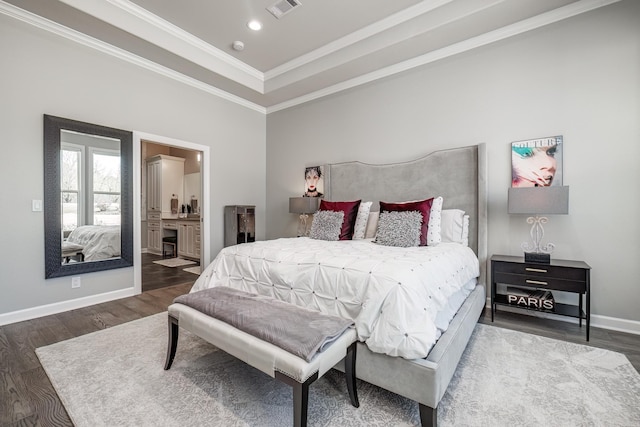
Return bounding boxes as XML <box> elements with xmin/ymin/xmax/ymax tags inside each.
<box><xmin>491</xmin><ymin>255</ymin><xmax>591</xmax><ymax>341</ymax></box>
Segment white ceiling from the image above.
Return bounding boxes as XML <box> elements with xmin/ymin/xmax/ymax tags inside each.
<box><xmin>1</xmin><ymin>0</ymin><xmax>619</xmax><ymax>112</ymax></box>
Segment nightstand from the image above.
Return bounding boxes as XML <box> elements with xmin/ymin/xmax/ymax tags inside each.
<box><xmin>491</xmin><ymin>255</ymin><xmax>591</xmax><ymax>340</ymax></box>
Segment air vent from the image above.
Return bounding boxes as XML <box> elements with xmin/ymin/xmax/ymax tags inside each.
<box><xmin>267</xmin><ymin>0</ymin><xmax>301</xmax><ymax>19</ymax></box>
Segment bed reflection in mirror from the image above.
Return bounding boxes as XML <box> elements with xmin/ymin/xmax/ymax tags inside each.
<box><xmin>44</xmin><ymin>115</ymin><xmax>133</xmax><ymax>278</ymax></box>
<box><xmin>61</xmin><ymin>130</ymin><xmax>122</xmax><ymax>264</ymax></box>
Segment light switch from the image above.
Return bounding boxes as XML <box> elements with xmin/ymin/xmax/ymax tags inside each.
<box><xmin>32</xmin><ymin>200</ymin><xmax>43</xmax><ymax>212</ymax></box>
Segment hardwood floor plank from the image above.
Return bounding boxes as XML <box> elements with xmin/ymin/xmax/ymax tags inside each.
<box><xmin>2</xmin><ymin>414</ymin><xmax>41</xmax><ymax>427</ymax></box>
<box><xmin>18</xmin><ymin>367</ymin><xmax>71</xmax><ymax>427</ymax></box>
<box><xmin>0</xmin><ymin>329</ymin><xmax>35</xmax><ymax>425</ymax></box>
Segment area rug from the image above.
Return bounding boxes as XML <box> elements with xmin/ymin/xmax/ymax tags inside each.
<box><xmin>36</xmin><ymin>315</ymin><xmax>640</xmax><ymax>427</ymax></box>
<box><xmin>183</xmin><ymin>265</ymin><xmax>202</xmax><ymax>275</ymax></box>
<box><xmin>152</xmin><ymin>257</ymin><xmax>196</xmax><ymax>268</ymax></box>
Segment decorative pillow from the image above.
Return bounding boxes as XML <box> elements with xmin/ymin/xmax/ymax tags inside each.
<box><xmin>374</xmin><ymin>211</ymin><xmax>422</xmax><ymax>247</ymax></box>
<box><xmin>364</xmin><ymin>211</ymin><xmax>379</xmax><ymax>239</ymax></box>
<box><xmin>379</xmin><ymin>197</ymin><xmax>434</xmax><ymax>246</ymax></box>
<box><xmin>426</xmin><ymin>196</ymin><xmax>443</xmax><ymax>246</ymax></box>
<box><xmin>462</xmin><ymin>214</ymin><xmax>470</xmax><ymax>247</ymax></box>
<box><xmin>309</xmin><ymin>210</ymin><xmax>344</xmax><ymax>241</ymax></box>
<box><xmin>318</xmin><ymin>199</ymin><xmax>361</xmax><ymax>240</ymax></box>
<box><xmin>352</xmin><ymin>201</ymin><xmax>373</xmax><ymax>240</ymax></box>
<box><xmin>441</xmin><ymin>209</ymin><xmax>466</xmax><ymax>244</ymax></box>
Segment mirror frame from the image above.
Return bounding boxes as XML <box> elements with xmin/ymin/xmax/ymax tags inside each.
<box><xmin>44</xmin><ymin>114</ymin><xmax>133</xmax><ymax>278</ymax></box>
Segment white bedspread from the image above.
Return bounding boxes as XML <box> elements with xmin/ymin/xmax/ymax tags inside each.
<box><xmin>192</xmin><ymin>238</ymin><xmax>478</xmax><ymax>359</ymax></box>
<box><xmin>66</xmin><ymin>225</ymin><xmax>121</xmax><ymax>261</ymax></box>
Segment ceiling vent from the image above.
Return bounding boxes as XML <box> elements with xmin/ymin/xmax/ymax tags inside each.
<box><xmin>267</xmin><ymin>0</ymin><xmax>302</xmax><ymax>19</ymax></box>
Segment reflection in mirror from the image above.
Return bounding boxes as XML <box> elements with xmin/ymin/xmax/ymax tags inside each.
<box><xmin>61</xmin><ymin>131</ymin><xmax>121</xmax><ymax>264</ymax></box>
<box><xmin>44</xmin><ymin>115</ymin><xmax>133</xmax><ymax>278</ymax></box>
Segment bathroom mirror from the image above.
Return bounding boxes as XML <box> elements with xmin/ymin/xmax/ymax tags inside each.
<box><xmin>44</xmin><ymin>115</ymin><xmax>133</xmax><ymax>278</ymax></box>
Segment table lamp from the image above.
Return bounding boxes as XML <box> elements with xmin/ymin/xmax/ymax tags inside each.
<box><xmin>289</xmin><ymin>197</ymin><xmax>321</xmax><ymax>237</ymax></box>
<box><xmin>508</xmin><ymin>186</ymin><xmax>569</xmax><ymax>264</ymax></box>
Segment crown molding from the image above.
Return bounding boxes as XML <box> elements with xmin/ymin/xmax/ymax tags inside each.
<box><xmin>264</xmin><ymin>0</ymin><xmax>453</xmax><ymax>81</ymax></box>
<box><xmin>0</xmin><ymin>1</ymin><xmax>266</xmax><ymax>114</ymax></box>
<box><xmin>58</xmin><ymin>0</ymin><xmax>265</xmax><ymax>93</ymax></box>
<box><xmin>266</xmin><ymin>0</ymin><xmax>622</xmax><ymax>113</ymax></box>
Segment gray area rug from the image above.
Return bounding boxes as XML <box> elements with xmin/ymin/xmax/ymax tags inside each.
<box><xmin>36</xmin><ymin>314</ymin><xmax>640</xmax><ymax>427</ymax></box>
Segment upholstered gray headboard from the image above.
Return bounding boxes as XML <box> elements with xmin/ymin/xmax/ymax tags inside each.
<box><xmin>324</xmin><ymin>144</ymin><xmax>487</xmax><ymax>286</ymax></box>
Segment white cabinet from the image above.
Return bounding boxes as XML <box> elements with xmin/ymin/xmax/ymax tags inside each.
<box><xmin>178</xmin><ymin>220</ymin><xmax>200</xmax><ymax>260</ymax></box>
<box><xmin>146</xmin><ymin>155</ymin><xmax>185</xmax><ymax>218</ymax></box>
<box><xmin>147</xmin><ymin>217</ymin><xmax>162</xmax><ymax>254</ymax></box>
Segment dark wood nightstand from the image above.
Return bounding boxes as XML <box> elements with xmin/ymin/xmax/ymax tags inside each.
<box><xmin>491</xmin><ymin>255</ymin><xmax>591</xmax><ymax>340</ymax></box>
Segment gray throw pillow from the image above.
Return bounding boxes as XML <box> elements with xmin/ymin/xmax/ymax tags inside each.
<box><xmin>310</xmin><ymin>210</ymin><xmax>345</xmax><ymax>241</ymax></box>
<box><xmin>375</xmin><ymin>210</ymin><xmax>422</xmax><ymax>247</ymax></box>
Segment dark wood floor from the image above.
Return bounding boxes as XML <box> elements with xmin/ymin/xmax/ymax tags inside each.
<box><xmin>141</xmin><ymin>252</ymin><xmax>199</xmax><ymax>292</ymax></box>
<box><xmin>1</xmin><ymin>287</ymin><xmax>639</xmax><ymax>426</ymax></box>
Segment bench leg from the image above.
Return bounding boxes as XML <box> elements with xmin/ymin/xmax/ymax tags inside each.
<box><xmin>419</xmin><ymin>403</ymin><xmax>437</xmax><ymax>427</ymax></box>
<box><xmin>164</xmin><ymin>314</ymin><xmax>179</xmax><ymax>370</ymax></box>
<box><xmin>275</xmin><ymin>371</ymin><xmax>318</xmax><ymax>427</ymax></box>
<box><xmin>345</xmin><ymin>341</ymin><xmax>359</xmax><ymax>407</ymax></box>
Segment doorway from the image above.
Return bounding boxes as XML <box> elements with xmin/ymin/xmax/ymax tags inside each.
<box><xmin>132</xmin><ymin>132</ymin><xmax>210</xmax><ymax>295</ymax></box>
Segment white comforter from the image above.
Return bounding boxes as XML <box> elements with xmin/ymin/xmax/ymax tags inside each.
<box><xmin>192</xmin><ymin>238</ymin><xmax>479</xmax><ymax>359</ymax></box>
<box><xmin>66</xmin><ymin>225</ymin><xmax>121</xmax><ymax>261</ymax></box>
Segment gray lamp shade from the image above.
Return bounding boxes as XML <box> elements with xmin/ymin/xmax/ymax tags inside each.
<box><xmin>508</xmin><ymin>186</ymin><xmax>569</xmax><ymax>215</ymax></box>
<box><xmin>289</xmin><ymin>197</ymin><xmax>321</xmax><ymax>214</ymax></box>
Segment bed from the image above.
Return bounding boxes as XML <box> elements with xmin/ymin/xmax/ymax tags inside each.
<box><xmin>193</xmin><ymin>144</ymin><xmax>487</xmax><ymax>426</ymax></box>
<box><xmin>65</xmin><ymin>225</ymin><xmax>121</xmax><ymax>262</ymax></box>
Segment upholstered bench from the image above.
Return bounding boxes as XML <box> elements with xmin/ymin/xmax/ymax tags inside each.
<box><xmin>164</xmin><ymin>287</ymin><xmax>359</xmax><ymax>427</ymax></box>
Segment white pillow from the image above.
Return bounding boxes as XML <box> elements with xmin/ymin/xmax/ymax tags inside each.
<box><xmin>364</xmin><ymin>211</ymin><xmax>379</xmax><ymax>239</ymax></box>
<box><xmin>440</xmin><ymin>209</ymin><xmax>470</xmax><ymax>246</ymax></box>
<box><xmin>461</xmin><ymin>214</ymin><xmax>470</xmax><ymax>247</ymax></box>
<box><xmin>426</xmin><ymin>196</ymin><xmax>443</xmax><ymax>246</ymax></box>
<box><xmin>352</xmin><ymin>201</ymin><xmax>372</xmax><ymax>239</ymax></box>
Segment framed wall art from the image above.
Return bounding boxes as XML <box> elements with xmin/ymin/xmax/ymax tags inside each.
<box><xmin>511</xmin><ymin>135</ymin><xmax>563</xmax><ymax>187</ymax></box>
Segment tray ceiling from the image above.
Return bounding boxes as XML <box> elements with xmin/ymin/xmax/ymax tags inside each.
<box><xmin>1</xmin><ymin>0</ymin><xmax>619</xmax><ymax>112</ymax></box>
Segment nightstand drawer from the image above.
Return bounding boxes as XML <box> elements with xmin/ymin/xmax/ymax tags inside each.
<box><xmin>494</xmin><ymin>262</ymin><xmax>587</xmax><ymax>281</ymax></box>
<box><xmin>494</xmin><ymin>272</ymin><xmax>586</xmax><ymax>293</ymax></box>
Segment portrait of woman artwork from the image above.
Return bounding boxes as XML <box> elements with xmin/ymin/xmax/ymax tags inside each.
<box><xmin>304</xmin><ymin>166</ymin><xmax>323</xmax><ymax>197</ymax></box>
<box><xmin>511</xmin><ymin>136</ymin><xmax>563</xmax><ymax>187</ymax></box>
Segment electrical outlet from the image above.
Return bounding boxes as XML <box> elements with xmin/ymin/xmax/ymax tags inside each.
<box><xmin>71</xmin><ymin>276</ymin><xmax>81</xmax><ymax>288</ymax></box>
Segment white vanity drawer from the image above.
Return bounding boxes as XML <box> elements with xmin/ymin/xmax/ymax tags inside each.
<box><xmin>148</xmin><ymin>211</ymin><xmax>161</xmax><ymax>221</ymax></box>
<box><xmin>163</xmin><ymin>220</ymin><xmax>177</xmax><ymax>229</ymax></box>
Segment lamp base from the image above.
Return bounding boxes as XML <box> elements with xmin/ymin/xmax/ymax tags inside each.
<box><xmin>524</xmin><ymin>252</ymin><xmax>550</xmax><ymax>264</ymax></box>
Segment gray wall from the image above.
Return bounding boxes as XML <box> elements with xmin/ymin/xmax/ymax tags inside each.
<box><xmin>0</xmin><ymin>13</ymin><xmax>266</xmax><ymax>316</ymax></box>
<box><xmin>266</xmin><ymin>1</ymin><xmax>640</xmax><ymax>323</ymax></box>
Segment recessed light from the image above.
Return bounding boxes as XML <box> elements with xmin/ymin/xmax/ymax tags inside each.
<box><xmin>247</xmin><ymin>20</ymin><xmax>262</xmax><ymax>31</ymax></box>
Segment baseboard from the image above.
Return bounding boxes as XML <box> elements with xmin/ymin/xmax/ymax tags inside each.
<box><xmin>485</xmin><ymin>297</ymin><xmax>640</xmax><ymax>336</ymax></box>
<box><xmin>0</xmin><ymin>287</ymin><xmax>137</xmax><ymax>326</ymax></box>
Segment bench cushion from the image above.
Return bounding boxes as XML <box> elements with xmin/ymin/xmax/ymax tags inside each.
<box><xmin>174</xmin><ymin>287</ymin><xmax>354</xmax><ymax>362</ymax></box>
<box><xmin>169</xmin><ymin>303</ymin><xmax>357</xmax><ymax>383</ymax></box>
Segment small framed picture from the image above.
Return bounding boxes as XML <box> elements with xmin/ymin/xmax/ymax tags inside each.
<box><xmin>511</xmin><ymin>136</ymin><xmax>563</xmax><ymax>187</ymax></box>
<box><xmin>303</xmin><ymin>166</ymin><xmax>324</xmax><ymax>197</ymax></box>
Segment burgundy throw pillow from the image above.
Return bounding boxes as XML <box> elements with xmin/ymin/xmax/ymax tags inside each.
<box><xmin>318</xmin><ymin>199</ymin><xmax>361</xmax><ymax>240</ymax></box>
<box><xmin>379</xmin><ymin>198</ymin><xmax>434</xmax><ymax>246</ymax></box>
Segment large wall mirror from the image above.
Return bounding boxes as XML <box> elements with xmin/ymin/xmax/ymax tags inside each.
<box><xmin>44</xmin><ymin>115</ymin><xmax>133</xmax><ymax>278</ymax></box>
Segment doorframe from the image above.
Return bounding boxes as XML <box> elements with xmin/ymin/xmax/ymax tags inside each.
<box><xmin>132</xmin><ymin>131</ymin><xmax>211</xmax><ymax>295</ymax></box>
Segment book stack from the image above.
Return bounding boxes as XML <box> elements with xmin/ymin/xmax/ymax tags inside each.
<box><xmin>506</xmin><ymin>287</ymin><xmax>555</xmax><ymax>311</ymax></box>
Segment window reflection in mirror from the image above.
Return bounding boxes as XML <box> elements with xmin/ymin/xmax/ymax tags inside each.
<box><xmin>60</xmin><ymin>131</ymin><xmax>122</xmax><ymax>264</ymax></box>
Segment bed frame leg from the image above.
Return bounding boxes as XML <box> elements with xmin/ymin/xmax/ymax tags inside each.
<box><xmin>164</xmin><ymin>314</ymin><xmax>179</xmax><ymax>370</ymax></box>
<box><xmin>345</xmin><ymin>341</ymin><xmax>359</xmax><ymax>407</ymax></box>
<box><xmin>419</xmin><ymin>403</ymin><xmax>437</xmax><ymax>427</ymax></box>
